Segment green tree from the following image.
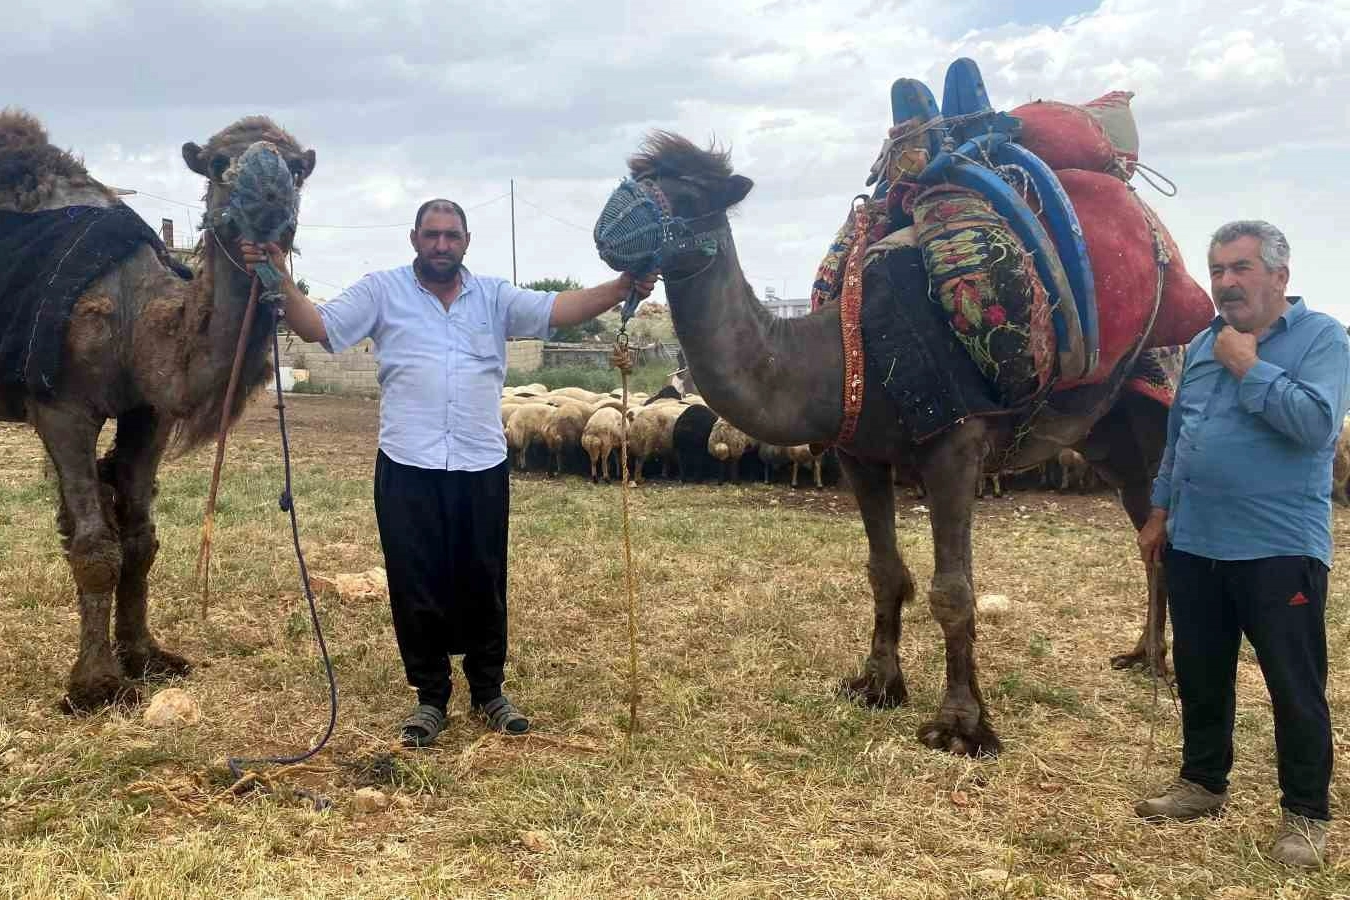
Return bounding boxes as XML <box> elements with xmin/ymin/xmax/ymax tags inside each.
<box><xmin>523</xmin><ymin>277</ymin><xmax>605</xmax><ymax>342</ymax></box>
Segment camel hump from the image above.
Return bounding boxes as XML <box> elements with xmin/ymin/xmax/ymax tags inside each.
<box><xmin>0</xmin><ymin>108</ymin><xmax>114</xmax><ymax>212</ymax></box>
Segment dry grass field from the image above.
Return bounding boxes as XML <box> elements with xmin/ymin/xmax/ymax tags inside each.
<box><xmin>0</xmin><ymin>393</ymin><xmax>1346</xmax><ymax>898</ymax></box>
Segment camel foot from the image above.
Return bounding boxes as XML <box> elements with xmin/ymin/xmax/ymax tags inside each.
<box><xmin>839</xmin><ymin>671</ymin><xmax>908</xmax><ymax>708</ymax></box>
<box><xmin>917</xmin><ymin>714</ymin><xmax>1001</xmax><ymax>758</ymax></box>
<box><xmin>118</xmin><ymin>644</ymin><xmax>193</xmax><ymax>680</ymax></box>
<box><xmin>1109</xmin><ymin>647</ymin><xmax>1168</xmax><ymax>677</ymax></box>
<box><xmin>62</xmin><ymin>670</ymin><xmax>140</xmax><ymax>713</ymax></box>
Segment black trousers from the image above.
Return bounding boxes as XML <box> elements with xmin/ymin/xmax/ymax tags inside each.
<box><xmin>1164</xmin><ymin>546</ymin><xmax>1333</xmax><ymax>820</ymax></box>
<box><xmin>374</xmin><ymin>451</ymin><xmax>510</xmax><ymax>711</ymax></box>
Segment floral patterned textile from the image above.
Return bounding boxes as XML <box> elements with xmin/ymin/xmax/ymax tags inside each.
<box><xmin>911</xmin><ymin>186</ymin><xmax>1055</xmax><ymax>405</ymax></box>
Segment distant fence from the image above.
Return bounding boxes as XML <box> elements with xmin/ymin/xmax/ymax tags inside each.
<box><xmin>273</xmin><ymin>334</ymin><xmax>677</xmax><ymax>395</ymax></box>
<box><xmin>542</xmin><ymin>340</ymin><xmax>679</xmax><ymax>369</ymax></box>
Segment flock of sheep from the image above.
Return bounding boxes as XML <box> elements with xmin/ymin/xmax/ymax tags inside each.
<box><xmin>500</xmin><ymin>379</ymin><xmax>1350</xmax><ymax>506</ymax></box>
<box><xmin>500</xmin><ymin>383</ymin><xmax>834</xmax><ymax>487</ymax></box>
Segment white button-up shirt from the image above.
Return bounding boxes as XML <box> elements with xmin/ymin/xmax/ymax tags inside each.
<box><xmin>316</xmin><ymin>265</ymin><xmax>556</xmax><ymax>471</ymax></box>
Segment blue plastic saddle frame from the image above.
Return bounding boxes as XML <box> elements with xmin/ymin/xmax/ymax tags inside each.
<box><xmin>883</xmin><ymin>59</ymin><xmax>1099</xmax><ymax>381</ymax></box>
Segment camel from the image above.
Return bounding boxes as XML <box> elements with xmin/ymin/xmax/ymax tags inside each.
<box><xmin>0</xmin><ymin>110</ymin><xmax>315</xmax><ymax>710</ymax></box>
<box><xmin>616</xmin><ymin>134</ymin><xmax>1169</xmax><ymax>756</ymax></box>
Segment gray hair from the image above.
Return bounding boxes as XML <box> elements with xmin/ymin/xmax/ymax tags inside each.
<box><xmin>1210</xmin><ymin>220</ymin><xmax>1290</xmax><ymax>271</ymax></box>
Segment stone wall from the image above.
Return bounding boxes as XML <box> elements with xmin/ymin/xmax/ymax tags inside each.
<box><xmin>275</xmin><ymin>335</ymin><xmax>546</xmax><ymax>395</ymax></box>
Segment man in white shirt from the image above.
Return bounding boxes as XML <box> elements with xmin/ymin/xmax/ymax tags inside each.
<box><xmin>243</xmin><ymin>198</ymin><xmax>655</xmax><ymax>745</ymax></box>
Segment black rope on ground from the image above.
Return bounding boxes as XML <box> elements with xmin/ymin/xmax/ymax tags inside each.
<box><xmin>225</xmin><ymin>324</ymin><xmax>338</xmax><ymax>811</ymax></box>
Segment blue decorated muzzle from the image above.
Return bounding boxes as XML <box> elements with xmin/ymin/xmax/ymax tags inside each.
<box><xmin>207</xmin><ymin>142</ymin><xmax>300</xmax><ymax>289</ymax></box>
<box><xmin>593</xmin><ymin>177</ymin><xmax>726</xmax><ymax>279</ymax></box>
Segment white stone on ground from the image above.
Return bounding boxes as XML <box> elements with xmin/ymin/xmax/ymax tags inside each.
<box><xmin>142</xmin><ymin>688</ymin><xmax>202</xmax><ymax>727</ymax></box>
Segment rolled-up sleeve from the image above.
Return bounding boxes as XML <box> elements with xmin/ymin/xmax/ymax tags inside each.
<box><xmin>316</xmin><ymin>276</ymin><xmax>380</xmax><ymax>353</ymax></box>
<box><xmin>1238</xmin><ymin>324</ymin><xmax>1350</xmax><ymax>449</ymax></box>
<box><xmin>498</xmin><ymin>284</ymin><xmax>557</xmax><ymax>340</ymax></box>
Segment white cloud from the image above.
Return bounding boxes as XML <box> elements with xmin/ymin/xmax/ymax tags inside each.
<box><xmin>9</xmin><ymin>0</ymin><xmax>1349</xmax><ymax>322</ymax></box>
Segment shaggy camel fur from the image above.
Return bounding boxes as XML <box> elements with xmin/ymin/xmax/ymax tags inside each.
<box><xmin>0</xmin><ymin>110</ymin><xmax>315</xmax><ymax>710</ymax></box>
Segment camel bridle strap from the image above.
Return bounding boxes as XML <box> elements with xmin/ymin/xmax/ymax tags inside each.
<box><xmin>595</xmin><ymin>176</ymin><xmax>730</xmax><ymax>320</ymax></box>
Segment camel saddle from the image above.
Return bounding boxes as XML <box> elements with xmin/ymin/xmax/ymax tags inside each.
<box><xmin>816</xmin><ymin>58</ymin><xmax>1214</xmax><ymax>448</ymax></box>
<box><xmin>0</xmin><ymin>203</ymin><xmax>191</xmax><ymax>396</ymax></box>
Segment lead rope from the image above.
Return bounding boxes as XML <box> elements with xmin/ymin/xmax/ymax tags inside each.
<box><xmin>223</xmin><ymin>317</ymin><xmax>338</xmax><ymax>809</ymax></box>
<box><xmin>610</xmin><ymin>294</ymin><xmax>641</xmax><ymax>751</ymax></box>
<box><xmin>190</xmin><ymin>248</ymin><xmax>337</xmax><ymax>807</ymax></box>
<box><xmin>1143</xmin><ymin>561</ymin><xmax>1161</xmax><ymax>767</ymax></box>
<box><xmin>195</xmin><ymin>273</ymin><xmax>263</xmax><ymax>614</ymax></box>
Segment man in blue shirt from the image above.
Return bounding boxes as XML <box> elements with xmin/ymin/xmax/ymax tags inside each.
<box><xmin>1136</xmin><ymin>221</ymin><xmax>1348</xmax><ymax>867</ymax></box>
<box><xmin>244</xmin><ymin>199</ymin><xmax>655</xmax><ymax>746</ymax></box>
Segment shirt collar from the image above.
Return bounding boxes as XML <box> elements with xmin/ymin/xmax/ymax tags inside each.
<box><xmin>1208</xmin><ymin>295</ymin><xmax>1305</xmax><ymax>336</ymax></box>
<box><xmin>407</xmin><ymin>263</ymin><xmax>475</xmax><ymax>299</ymax></box>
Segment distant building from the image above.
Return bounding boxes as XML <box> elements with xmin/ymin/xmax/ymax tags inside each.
<box><xmin>159</xmin><ymin>218</ymin><xmax>198</xmax><ymax>267</ymax></box>
<box><xmin>760</xmin><ymin>285</ymin><xmax>811</xmax><ymax>319</ymax></box>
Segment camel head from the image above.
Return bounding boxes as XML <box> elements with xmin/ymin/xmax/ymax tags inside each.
<box><xmin>181</xmin><ymin>116</ymin><xmax>316</xmax><ymax>255</ymax></box>
<box><xmin>594</xmin><ymin>131</ymin><xmax>753</xmax><ymax>282</ymax></box>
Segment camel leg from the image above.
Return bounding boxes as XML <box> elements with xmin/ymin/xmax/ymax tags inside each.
<box><xmin>916</xmin><ymin>422</ymin><xmax>1000</xmax><ymax>756</ymax></box>
<box><xmin>34</xmin><ymin>404</ymin><xmax>132</xmax><ymax>710</ymax></box>
<box><xmin>838</xmin><ymin>454</ymin><xmax>911</xmax><ymax>706</ymax></box>
<box><xmin>730</xmin><ymin>456</ymin><xmax>740</xmax><ymax>484</ymax></box>
<box><xmin>791</xmin><ymin>461</ymin><xmax>800</xmax><ymax>488</ymax></box>
<box><xmin>102</xmin><ymin>408</ymin><xmax>189</xmax><ymax>681</ymax></box>
<box><xmin>1083</xmin><ymin>395</ymin><xmax>1171</xmax><ymax>675</ymax></box>
<box><xmin>813</xmin><ymin>458</ymin><xmax>822</xmax><ymax>489</ymax></box>
<box><xmin>1102</xmin><ymin>480</ymin><xmax>1168</xmax><ymax>676</ymax></box>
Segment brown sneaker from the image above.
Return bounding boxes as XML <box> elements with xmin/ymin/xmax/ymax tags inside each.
<box><xmin>1270</xmin><ymin>811</ymin><xmax>1327</xmax><ymax>868</ymax></box>
<box><xmin>1134</xmin><ymin>778</ymin><xmax>1227</xmax><ymax>820</ymax></box>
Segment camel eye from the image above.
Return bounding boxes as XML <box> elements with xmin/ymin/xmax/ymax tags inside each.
<box><xmin>209</xmin><ymin>154</ymin><xmax>231</xmax><ymax>180</ymax></box>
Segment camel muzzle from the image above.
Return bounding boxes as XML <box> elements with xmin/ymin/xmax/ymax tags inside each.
<box><xmin>208</xmin><ymin>142</ymin><xmax>300</xmax><ymax>289</ymax></box>
<box><xmin>594</xmin><ymin>177</ymin><xmax>726</xmax><ymax>280</ymax></box>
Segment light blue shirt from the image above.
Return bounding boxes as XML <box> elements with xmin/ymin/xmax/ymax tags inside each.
<box><xmin>1151</xmin><ymin>298</ymin><xmax>1350</xmax><ymax>568</ymax></box>
<box><xmin>316</xmin><ymin>265</ymin><xmax>556</xmax><ymax>471</ymax></box>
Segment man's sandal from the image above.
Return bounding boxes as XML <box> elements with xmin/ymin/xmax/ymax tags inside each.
<box><xmin>400</xmin><ymin>704</ymin><xmax>446</xmax><ymax>747</ymax></box>
<box><xmin>475</xmin><ymin>695</ymin><xmax>530</xmax><ymax>735</ymax></box>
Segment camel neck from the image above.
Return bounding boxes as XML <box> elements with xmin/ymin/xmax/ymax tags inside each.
<box><xmin>665</xmin><ymin>241</ymin><xmax>843</xmax><ymax>446</ymax></box>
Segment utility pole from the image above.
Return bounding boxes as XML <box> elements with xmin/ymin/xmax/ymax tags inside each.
<box><xmin>510</xmin><ymin>179</ymin><xmax>517</xmax><ymax>285</ymax></box>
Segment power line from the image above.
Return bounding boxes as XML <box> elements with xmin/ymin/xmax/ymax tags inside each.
<box><xmin>512</xmin><ymin>195</ymin><xmax>592</xmax><ymax>233</ymax></box>
<box><xmin>125</xmin><ymin>189</ymin><xmax>511</xmax><ymax>229</ymax></box>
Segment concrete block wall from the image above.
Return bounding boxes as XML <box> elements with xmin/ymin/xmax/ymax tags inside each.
<box><xmin>507</xmin><ymin>339</ymin><xmax>543</xmax><ymax>372</ymax></box>
<box><xmin>275</xmin><ymin>335</ymin><xmax>546</xmax><ymax>395</ymax></box>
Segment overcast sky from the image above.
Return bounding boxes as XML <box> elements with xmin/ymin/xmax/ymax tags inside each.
<box><xmin>10</xmin><ymin>0</ymin><xmax>1347</xmax><ymax>325</ymax></box>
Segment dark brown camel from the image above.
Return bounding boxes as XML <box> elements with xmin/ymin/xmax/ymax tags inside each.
<box><xmin>623</xmin><ymin>133</ymin><xmax>1169</xmax><ymax>756</ymax></box>
<box><xmin>0</xmin><ymin>110</ymin><xmax>315</xmax><ymax>710</ymax></box>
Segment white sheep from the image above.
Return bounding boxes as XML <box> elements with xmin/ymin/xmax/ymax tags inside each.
<box><xmin>787</xmin><ymin>444</ymin><xmax>824</xmax><ymax>489</ymax></box>
<box><xmin>707</xmin><ymin>417</ymin><xmax>755</xmax><ymax>484</ymax></box>
<box><xmin>504</xmin><ymin>403</ymin><xmax>554</xmax><ymax>470</ymax></box>
<box><xmin>581</xmin><ymin>406</ymin><xmax>627</xmax><ymax>484</ymax></box>
<box><xmin>626</xmin><ymin>402</ymin><xmax>686</xmax><ymax>484</ymax></box>
<box><xmin>541</xmin><ymin>401</ymin><xmax>595</xmax><ymax>476</ymax></box>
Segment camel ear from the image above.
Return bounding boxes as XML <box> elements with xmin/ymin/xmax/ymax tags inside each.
<box><xmin>722</xmin><ymin>174</ymin><xmax>753</xmax><ymax>208</ymax></box>
<box><xmin>290</xmin><ymin>149</ymin><xmax>316</xmax><ymax>183</ymax></box>
<box><xmin>181</xmin><ymin>142</ymin><xmax>207</xmax><ymax>176</ymax></box>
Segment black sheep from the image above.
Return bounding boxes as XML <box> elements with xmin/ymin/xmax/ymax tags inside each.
<box><xmin>644</xmin><ymin>384</ymin><xmax>683</xmax><ymax>405</ymax></box>
<box><xmin>671</xmin><ymin>404</ymin><xmax>719</xmax><ymax>482</ymax></box>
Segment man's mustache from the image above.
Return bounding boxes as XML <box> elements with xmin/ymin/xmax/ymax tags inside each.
<box><xmin>1219</xmin><ymin>288</ymin><xmax>1245</xmax><ymax>303</ymax></box>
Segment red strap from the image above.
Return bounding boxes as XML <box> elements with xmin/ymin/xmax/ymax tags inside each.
<box><xmin>835</xmin><ymin>203</ymin><xmax>870</xmax><ymax>447</ymax></box>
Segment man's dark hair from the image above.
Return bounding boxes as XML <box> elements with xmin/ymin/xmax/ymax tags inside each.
<box><xmin>414</xmin><ymin>198</ymin><xmax>467</xmax><ymax>233</ymax></box>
